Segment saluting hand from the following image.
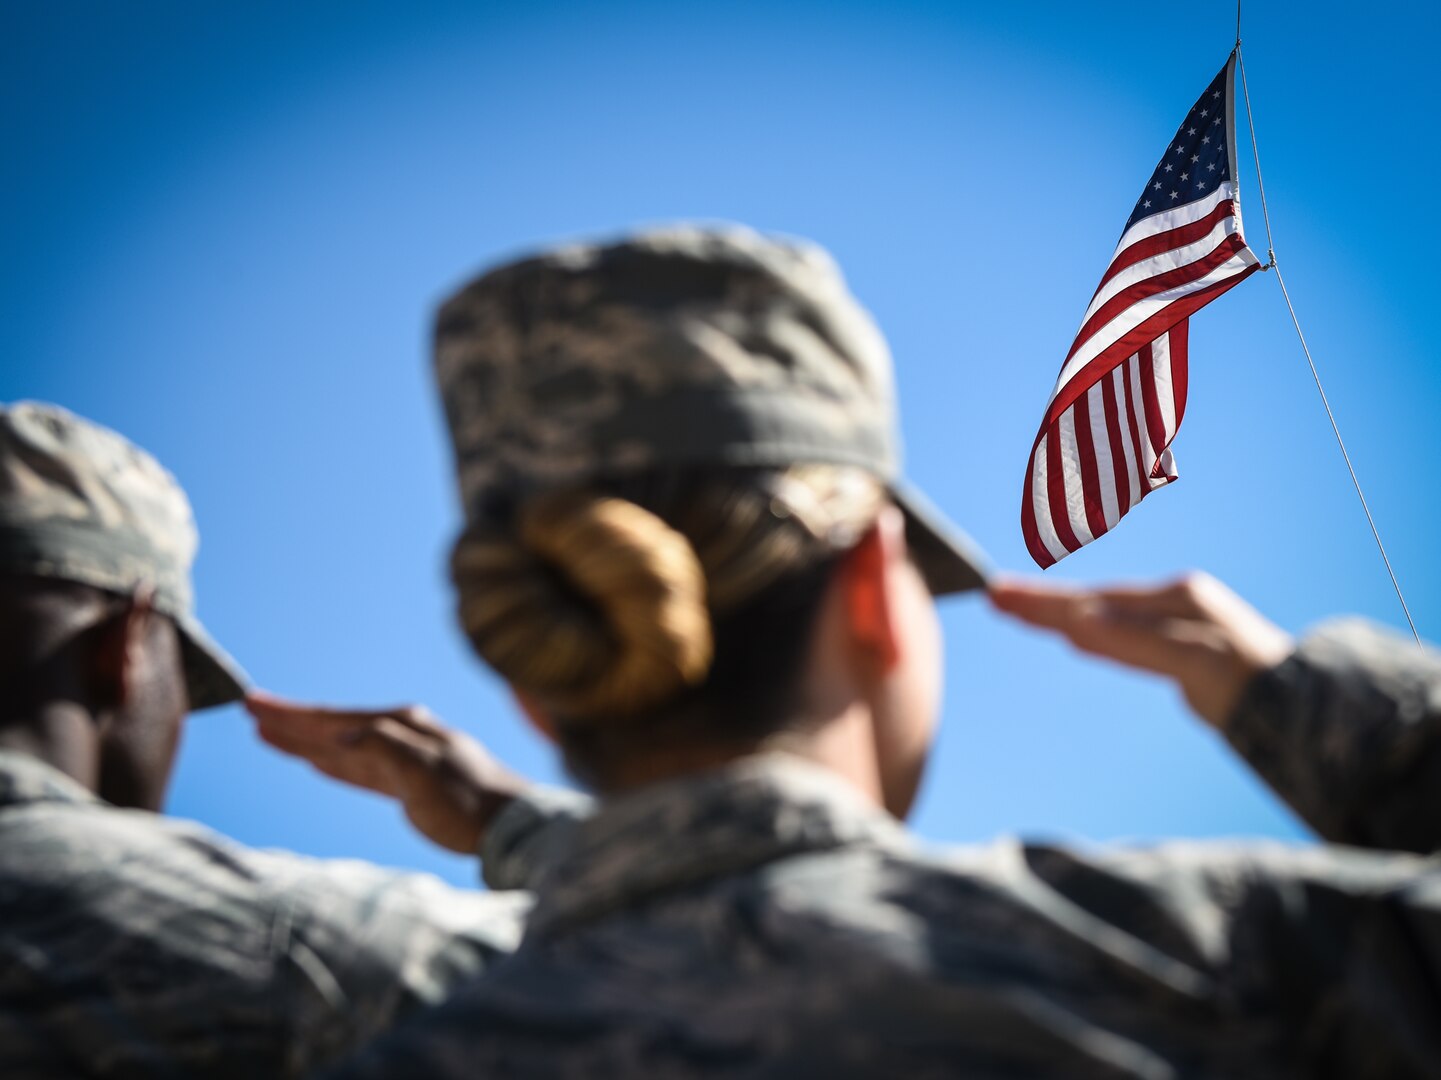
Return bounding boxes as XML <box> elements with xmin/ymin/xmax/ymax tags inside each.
<box><xmin>988</xmin><ymin>573</ymin><xmax>1295</xmax><ymax>730</ymax></box>
<box><xmin>244</xmin><ymin>693</ymin><xmax>530</xmax><ymax>853</ymax></box>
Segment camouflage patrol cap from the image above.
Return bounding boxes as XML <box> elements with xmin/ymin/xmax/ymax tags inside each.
<box><xmin>0</xmin><ymin>402</ymin><xmax>248</xmax><ymax>710</ymax></box>
<box><xmin>434</xmin><ymin>225</ymin><xmax>989</xmax><ymax>594</ymax></box>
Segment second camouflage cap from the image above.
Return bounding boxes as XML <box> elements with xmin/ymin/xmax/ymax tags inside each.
<box><xmin>0</xmin><ymin>402</ymin><xmax>248</xmax><ymax>710</ymax></box>
<box><xmin>434</xmin><ymin>225</ymin><xmax>988</xmax><ymax>594</ymax></box>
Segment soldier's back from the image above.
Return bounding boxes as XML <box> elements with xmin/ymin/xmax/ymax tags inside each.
<box><xmin>329</xmin><ymin>755</ymin><xmax>1441</xmax><ymax>1080</ymax></box>
<box><xmin>0</xmin><ymin>749</ymin><xmax>530</xmax><ymax>1079</ymax></box>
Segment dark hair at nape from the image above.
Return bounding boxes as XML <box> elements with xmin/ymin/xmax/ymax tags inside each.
<box><xmin>544</xmin><ymin>467</ymin><xmax>844</xmax><ymax>788</ymax></box>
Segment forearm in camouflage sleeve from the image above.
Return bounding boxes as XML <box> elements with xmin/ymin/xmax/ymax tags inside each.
<box><xmin>1225</xmin><ymin>619</ymin><xmax>1441</xmax><ymax>853</ymax></box>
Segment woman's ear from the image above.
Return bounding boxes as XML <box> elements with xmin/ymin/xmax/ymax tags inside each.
<box><xmin>838</xmin><ymin>506</ymin><xmax>910</xmax><ymax>674</ymax></box>
<box><xmin>511</xmin><ymin>688</ymin><xmax>559</xmax><ymax>744</ymax></box>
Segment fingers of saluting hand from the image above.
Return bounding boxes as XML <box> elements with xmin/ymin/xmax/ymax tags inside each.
<box><xmin>1067</xmin><ymin>573</ymin><xmax>1294</xmax><ymax>677</ymax></box>
<box><xmin>986</xmin><ymin>578</ymin><xmax>1092</xmax><ymax>631</ymax></box>
<box><xmin>246</xmin><ymin>693</ymin><xmax>440</xmax><ymax>746</ymax></box>
<box><xmin>989</xmin><ymin>572</ymin><xmax>1294</xmax><ymax>729</ymax></box>
<box><xmin>273</xmin><ymin>739</ymin><xmax>394</xmax><ymax>794</ymax></box>
<box><xmin>1063</xmin><ymin>606</ymin><xmax>1226</xmax><ymax>681</ymax></box>
<box><xmin>245</xmin><ymin>691</ymin><xmax>365</xmax><ymax>746</ymax></box>
<box><xmin>245</xmin><ymin>693</ymin><xmax>442</xmax><ymax>795</ymax></box>
<box><xmin>991</xmin><ymin>573</ymin><xmax>1225</xmax><ymax>631</ymax></box>
<box><xmin>988</xmin><ymin>576</ymin><xmax>1197</xmax><ymax>674</ymax></box>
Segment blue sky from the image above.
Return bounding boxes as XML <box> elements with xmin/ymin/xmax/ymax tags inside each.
<box><xmin>5</xmin><ymin>1</ymin><xmax>1437</xmax><ymax>886</ymax></box>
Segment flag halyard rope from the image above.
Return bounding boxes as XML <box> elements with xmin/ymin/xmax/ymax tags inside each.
<box><xmin>1234</xmin><ymin>37</ymin><xmax>1423</xmax><ymax>646</ymax></box>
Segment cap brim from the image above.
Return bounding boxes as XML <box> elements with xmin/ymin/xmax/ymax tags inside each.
<box><xmin>890</xmin><ymin>481</ymin><xmax>990</xmax><ymax>596</ymax></box>
<box><xmin>173</xmin><ymin>612</ymin><xmax>250</xmax><ymax>711</ymax></box>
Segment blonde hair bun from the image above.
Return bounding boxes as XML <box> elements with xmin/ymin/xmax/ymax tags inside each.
<box><xmin>451</xmin><ymin>491</ymin><xmax>713</xmax><ymax>721</ymax></box>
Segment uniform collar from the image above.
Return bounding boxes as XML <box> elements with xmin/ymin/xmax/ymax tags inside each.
<box><xmin>0</xmin><ymin>748</ymin><xmax>102</xmax><ymax>808</ymax></box>
<box><xmin>526</xmin><ymin>754</ymin><xmax>909</xmax><ymax>938</ymax></box>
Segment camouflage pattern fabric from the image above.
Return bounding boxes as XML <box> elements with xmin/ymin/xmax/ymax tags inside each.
<box><xmin>480</xmin><ymin>783</ymin><xmax>591</xmax><ymax>893</ymax></box>
<box><xmin>0</xmin><ymin>751</ymin><xmax>545</xmax><ymax>1079</ymax></box>
<box><xmin>1226</xmin><ymin>619</ymin><xmax>1441</xmax><ymax>855</ymax></box>
<box><xmin>327</xmin><ymin>621</ymin><xmax>1441</xmax><ymax>1079</ymax></box>
<box><xmin>434</xmin><ymin>225</ymin><xmax>987</xmax><ymax>595</ymax></box>
<box><xmin>0</xmin><ymin>402</ymin><xmax>246</xmax><ymax>709</ymax></box>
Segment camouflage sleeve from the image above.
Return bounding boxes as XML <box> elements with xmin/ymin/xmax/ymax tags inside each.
<box><xmin>0</xmin><ymin>799</ymin><xmax>536</xmax><ymax>1080</ymax></box>
<box><xmin>234</xmin><ymin>847</ymin><xmax>535</xmax><ymax>1076</ymax></box>
<box><xmin>1030</xmin><ymin>840</ymin><xmax>1441</xmax><ymax>1078</ymax></box>
<box><xmin>479</xmin><ymin>785</ymin><xmax>594</xmax><ymax>891</ymax></box>
<box><xmin>1225</xmin><ymin>619</ymin><xmax>1441</xmax><ymax>853</ymax></box>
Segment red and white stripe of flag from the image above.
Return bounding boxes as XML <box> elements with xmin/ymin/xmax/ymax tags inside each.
<box><xmin>1022</xmin><ymin>180</ymin><xmax>1261</xmax><ymax>568</ymax></box>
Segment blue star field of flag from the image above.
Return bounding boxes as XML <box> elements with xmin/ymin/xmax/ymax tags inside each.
<box><xmin>1124</xmin><ymin>59</ymin><xmax>1234</xmax><ymax>231</ymax></box>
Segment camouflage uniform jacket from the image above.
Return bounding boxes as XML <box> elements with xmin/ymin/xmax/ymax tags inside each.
<box><xmin>0</xmin><ymin>753</ymin><xmax>542</xmax><ymax>1079</ymax></box>
<box><xmin>332</xmin><ymin>620</ymin><xmax>1441</xmax><ymax>1079</ymax></box>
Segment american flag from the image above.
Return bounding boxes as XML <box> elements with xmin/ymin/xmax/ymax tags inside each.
<box><xmin>1022</xmin><ymin>53</ymin><xmax>1262</xmax><ymax>568</ymax></box>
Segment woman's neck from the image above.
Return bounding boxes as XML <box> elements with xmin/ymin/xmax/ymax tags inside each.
<box><xmin>580</xmin><ymin>702</ymin><xmax>886</xmax><ymax>812</ymax></box>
